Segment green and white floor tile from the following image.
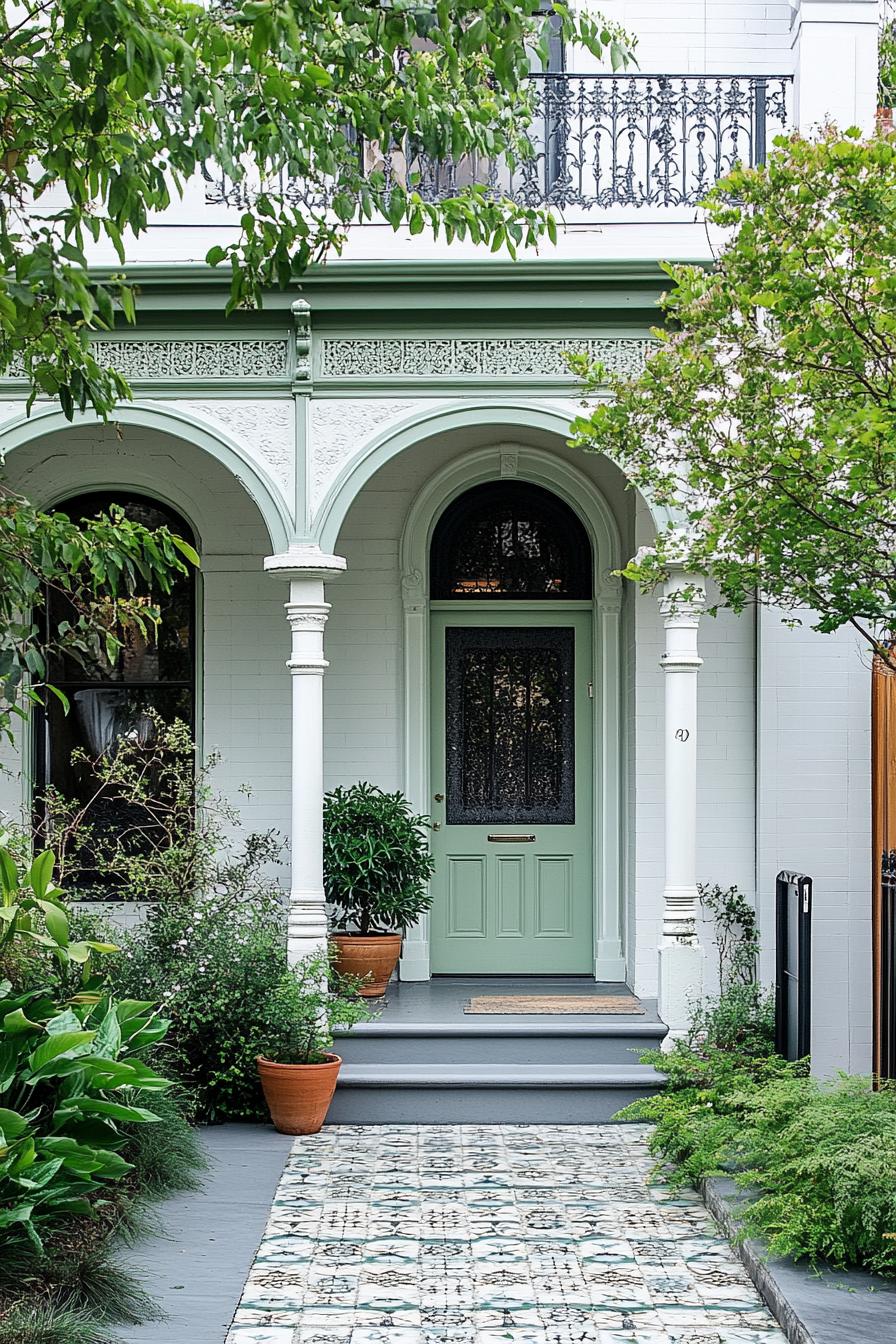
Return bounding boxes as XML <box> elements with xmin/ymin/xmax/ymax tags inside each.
<box><xmin>226</xmin><ymin>1124</ymin><xmax>786</xmax><ymax>1344</ymax></box>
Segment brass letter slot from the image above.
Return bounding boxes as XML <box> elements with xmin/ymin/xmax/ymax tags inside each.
<box><xmin>487</xmin><ymin>834</ymin><xmax>536</xmax><ymax>843</ymax></box>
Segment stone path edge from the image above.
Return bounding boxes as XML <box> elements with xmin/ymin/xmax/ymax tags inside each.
<box><xmin>701</xmin><ymin>1175</ymin><xmax>896</xmax><ymax>1344</ymax></box>
<box><xmin>701</xmin><ymin>1178</ymin><xmax>813</xmax><ymax>1344</ymax></box>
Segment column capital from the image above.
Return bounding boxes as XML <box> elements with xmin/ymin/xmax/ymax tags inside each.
<box><xmin>265</xmin><ymin>543</ymin><xmax>346</xmax><ymax>582</ymax></box>
<box><xmin>658</xmin><ymin>569</ymin><xmax>706</xmax><ymax>624</ymax></box>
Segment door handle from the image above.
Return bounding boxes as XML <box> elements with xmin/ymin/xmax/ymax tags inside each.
<box><xmin>487</xmin><ymin>834</ymin><xmax>536</xmax><ymax>843</ymax></box>
<box><xmin>434</xmin><ymin>793</ymin><xmax>445</xmax><ymax>802</ymax></box>
<box><xmin>432</xmin><ymin>821</ymin><xmax>442</xmax><ymax>830</ymax></box>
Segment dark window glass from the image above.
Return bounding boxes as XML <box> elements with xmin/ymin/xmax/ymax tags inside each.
<box><xmin>34</xmin><ymin>493</ymin><xmax>197</xmax><ymax>892</ymax></box>
<box><xmin>445</xmin><ymin>627</ymin><xmax>575</xmax><ymax>825</ymax></box>
<box><xmin>431</xmin><ymin>482</ymin><xmax>591</xmax><ymax>599</ymax></box>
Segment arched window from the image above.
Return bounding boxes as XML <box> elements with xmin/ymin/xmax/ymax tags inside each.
<box><xmin>34</xmin><ymin>491</ymin><xmax>197</xmax><ymax>820</ymax></box>
<box><xmin>430</xmin><ymin>481</ymin><xmax>592</xmax><ymax>599</ymax></box>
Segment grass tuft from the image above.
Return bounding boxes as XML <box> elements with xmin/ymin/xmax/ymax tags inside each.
<box><xmin>0</xmin><ymin>1301</ymin><xmax>123</xmax><ymax>1344</ymax></box>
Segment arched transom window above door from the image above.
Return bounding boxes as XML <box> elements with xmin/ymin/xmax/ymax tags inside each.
<box><xmin>430</xmin><ymin>481</ymin><xmax>592</xmax><ymax>600</ymax></box>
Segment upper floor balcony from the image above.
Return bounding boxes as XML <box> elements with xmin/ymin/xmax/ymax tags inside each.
<box><xmin>202</xmin><ymin>72</ymin><xmax>792</xmax><ymax>221</ymax></box>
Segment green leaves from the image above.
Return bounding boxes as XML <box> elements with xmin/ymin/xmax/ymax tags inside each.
<box><xmin>323</xmin><ymin>783</ymin><xmax>436</xmax><ymax>935</ymax></box>
<box><xmin>0</xmin><ymin>494</ymin><xmax>199</xmax><ymax>745</ymax></box>
<box><xmin>2</xmin><ymin>0</ymin><xmax>632</xmax><ymax>420</ymax></box>
<box><xmin>0</xmin><ymin>935</ymin><xmax>174</xmax><ymax>1247</ymax></box>
<box><xmin>572</xmin><ymin>129</ymin><xmax>896</xmax><ymax>661</ymax></box>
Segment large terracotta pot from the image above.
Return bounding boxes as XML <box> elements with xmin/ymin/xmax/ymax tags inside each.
<box><xmin>330</xmin><ymin>932</ymin><xmax>402</xmax><ymax>997</ymax></box>
<box><xmin>257</xmin><ymin>1053</ymin><xmax>341</xmax><ymax>1135</ymax></box>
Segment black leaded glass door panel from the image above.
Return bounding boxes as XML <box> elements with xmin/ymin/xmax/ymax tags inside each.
<box><xmin>430</xmin><ymin>612</ymin><xmax>593</xmax><ymax>974</ymax></box>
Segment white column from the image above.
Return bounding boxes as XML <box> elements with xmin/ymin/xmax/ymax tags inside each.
<box><xmin>399</xmin><ymin>566</ymin><xmax>431</xmax><ymax>981</ymax></box>
<box><xmin>265</xmin><ymin>545</ymin><xmax>346</xmax><ymax>965</ymax></box>
<box><xmin>791</xmin><ymin>0</ymin><xmax>878</xmax><ymax>136</ymax></box>
<box><xmin>657</xmin><ymin>568</ymin><xmax>706</xmax><ymax>1040</ymax></box>
<box><xmin>594</xmin><ymin>575</ymin><xmax>626</xmax><ymax>981</ymax></box>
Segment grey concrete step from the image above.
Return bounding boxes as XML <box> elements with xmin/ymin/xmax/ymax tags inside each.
<box><xmin>334</xmin><ymin>1019</ymin><xmax>667</xmax><ymax>1065</ymax></box>
<box><xmin>328</xmin><ymin>1062</ymin><xmax>665</xmax><ymax>1124</ymax></box>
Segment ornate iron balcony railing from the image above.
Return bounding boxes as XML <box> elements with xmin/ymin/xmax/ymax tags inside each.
<box><xmin>204</xmin><ymin>72</ymin><xmax>792</xmax><ymax>213</ymax></box>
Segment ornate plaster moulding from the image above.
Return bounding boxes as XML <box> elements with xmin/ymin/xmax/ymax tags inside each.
<box><xmin>308</xmin><ymin>398</ymin><xmax>429</xmax><ymax>512</ymax></box>
<box><xmin>174</xmin><ymin>399</ymin><xmax>295</xmax><ymax>495</ymax></box>
<box><xmin>317</xmin><ymin>336</ymin><xmax>656</xmax><ymax>383</ymax></box>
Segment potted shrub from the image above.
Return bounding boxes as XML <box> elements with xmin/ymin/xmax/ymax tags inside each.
<box><xmin>256</xmin><ymin>950</ymin><xmax>370</xmax><ymax>1134</ymax></box>
<box><xmin>324</xmin><ymin>782</ymin><xmax>435</xmax><ymax>996</ymax></box>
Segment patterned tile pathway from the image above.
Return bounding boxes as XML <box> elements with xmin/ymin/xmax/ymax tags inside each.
<box><xmin>226</xmin><ymin>1124</ymin><xmax>786</xmax><ymax>1344</ymax></box>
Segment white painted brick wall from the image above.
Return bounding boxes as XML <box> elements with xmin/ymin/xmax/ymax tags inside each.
<box><xmin>580</xmin><ymin>1</ymin><xmax>794</xmax><ymax>74</ymax></box>
<box><xmin>757</xmin><ymin>609</ymin><xmax>872</xmax><ymax>1075</ymax></box>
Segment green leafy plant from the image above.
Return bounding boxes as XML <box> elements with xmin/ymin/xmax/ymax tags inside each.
<box><xmin>693</xmin><ymin>882</ymin><xmax>774</xmax><ymax>1057</ymax></box>
<box><xmin>107</xmin><ymin>882</ymin><xmax>285</xmax><ymax>1121</ymax></box>
<box><xmin>699</xmin><ymin>882</ymin><xmax>760</xmax><ymax>989</ymax></box>
<box><xmin>0</xmin><ymin>990</ymin><xmax>173</xmax><ymax>1249</ymax></box>
<box><xmin>31</xmin><ymin>715</ymin><xmax>282</xmax><ymax>904</ymax></box>
<box><xmin>0</xmin><ymin>846</ymin><xmax>117</xmax><ymax>979</ymax></box>
<box><xmin>618</xmin><ymin>888</ymin><xmax>896</xmax><ymax>1276</ymax></box>
<box><xmin>570</xmin><ymin>129</ymin><xmax>896</xmax><ymax>671</ymax></box>
<box><xmin>258</xmin><ymin>951</ymin><xmax>371</xmax><ymax>1066</ymax></box>
<box><xmin>691</xmin><ymin>982</ymin><xmax>776</xmax><ymax>1058</ymax></box>
<box><xmin>0</xmin><ymin>848</ymin><xmax>175</xmax><ymax>1252</ymax></box>
<box><xmin>0</xmin><ymin>494</ymin><xmax>197</xmax><ymax>749</ymax></box>
<box><xmin>1</xmin><ymin>0</ymin><xmax>631</xmax><ymax>422</ymax></box>
<box><xmin>880</xmin><ymin>17</ymin><xmax>896</xmax><ymax>108</ymax></box>
<box><xmin>324</xmin><ymin>783</ymin><xmax>436</xmax><ymax>935</ymax></box>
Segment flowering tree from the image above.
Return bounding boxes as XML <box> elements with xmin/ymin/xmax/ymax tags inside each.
<box><xmin>570</xmin><ymin>130</ymin><xmax>896</xmax><ymax>669</ymax></box>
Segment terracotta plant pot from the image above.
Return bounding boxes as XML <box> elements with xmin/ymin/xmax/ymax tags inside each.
<box><xmin>257</xmin><ymin>1053</ymin><xmax>341</xmax><ymax>1135</ymax></box>
<box><xmin>330</xmin><ymin>932</ymin><xmax>402</xmax><ymax>997</ymax></box>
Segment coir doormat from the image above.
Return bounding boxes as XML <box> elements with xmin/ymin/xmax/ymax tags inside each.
<box><xmin>464</xmin><ymin>995</ymin><xmax>644</xmax><ymax>1015</ymax></box>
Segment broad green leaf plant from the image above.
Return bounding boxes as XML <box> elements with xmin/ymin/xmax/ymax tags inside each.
<box><xmin>0</xmin><ymin>844</ymin><xmax>116</xmax><ymax>969</ymax></box>
<box><xmin>0</xmin><ymin>846</ymin><xmax>175</xmax><ymax>1250</ymax></box>
<box><xmin>1</xmin><ymin>0</ymin><xmax>632</xmax><ymax>420</ymax></box>
<box><xmin>570</xmin><ymin>129</ymin><xmax>896</xmax><ymax>669</ymax></box>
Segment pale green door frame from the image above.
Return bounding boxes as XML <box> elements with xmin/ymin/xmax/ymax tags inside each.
<box><xmin>396</xmin><ymin>444</ymin><xmax>627</xmax><ymax>984</ymax></box>
<box><xmin>429</xmin><ymin>607</ymin><xmax>594</xmax><ymax>974</ymax></box>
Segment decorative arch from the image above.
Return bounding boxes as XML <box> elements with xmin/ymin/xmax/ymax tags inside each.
<box><xmin>397</xmin><ymin>442</ymin><xmax>627</xmax><ymax>984</ymax></box>
<box><xmin>313</xmin><ymin>397</ymin><xmax>672</xmax><ymax>553</ymax></box>
<box><xmin>0</xmin><ymin>401</ymin><xmax>292</xmax><ymax>552</ymax></box>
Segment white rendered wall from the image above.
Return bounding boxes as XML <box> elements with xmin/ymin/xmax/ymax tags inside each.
<box><xmin>0</xmin><ymin>424</ymin><xmax>290</xmax><ymax>867</ymax></box>
<box><xmin>757</xmin><ymin>610</ymin><xmax>872</xmax><ymax>1075</ymax></box>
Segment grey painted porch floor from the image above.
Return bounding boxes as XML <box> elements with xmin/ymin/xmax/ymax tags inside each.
<box><xmin>373</xmin><ymin>976</ymin><xmax>660</xmax><ymax>1024</ymax></box>
<box><xmin>122</xmin><ymin>1124</ymin><xmax>293</xmax><ymax>1344</ymax></box>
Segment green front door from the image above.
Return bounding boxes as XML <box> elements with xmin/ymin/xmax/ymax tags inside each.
<box><xmin>429</xmin><ymin>610</ymin><xmax>593</xmax><ymax>974</ymax></box>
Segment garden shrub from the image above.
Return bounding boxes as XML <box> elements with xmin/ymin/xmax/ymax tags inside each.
<box><xmin>25</xmin><ymin>719</ymin><xmax>299</xmax><ymax>1120</ymax></box>
<box><xmin>108</xmin><ymin>883</ymin><xmax>287</xmax><ymax>1121</ymax></box>
<box><xmin>31</xmin><ymin>715</ymin><xmax>283</xmax><ymax>906</ymax></box>
<box><xmin>618</xmin><ymin>880</ymin><xmax>896</xmax><ymax>1277</ymax></box>
<box><xmin>0</xmin><ymin>846</ymin><xmax>205</xmax><ymax>1339</ymax></box>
